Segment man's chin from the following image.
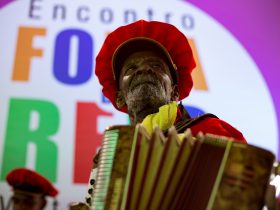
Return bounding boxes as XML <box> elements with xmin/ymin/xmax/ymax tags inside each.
<box><xmin>127</xmin><ymin>83</ymin><xmax>168</xmax><ymax>109</ymax></box>
<box><xmin>127</xmin><ymin>100</ymin><xmax>162</xmax><ymax>123</ymax></box>
<box><xmin>127</xmin><ymin>96</ymin><xmax>165</xmax><ymax>115</ymax></box>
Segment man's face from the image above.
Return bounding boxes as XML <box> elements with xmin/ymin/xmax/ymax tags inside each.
<box><xmin>118</xmin><ymin>51</ymin><xmax>177</xmax><ymax>121</ymax></box>
<box><xmin>12</xmin><ymin>190</ymin><xmax>46</xmax><ymax>210</ymax></box>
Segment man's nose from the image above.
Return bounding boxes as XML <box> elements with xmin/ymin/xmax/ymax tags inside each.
<box><xmin>135</xmin><ymin>64</ymin><xmax>153</xmax><ymax>75</ymax></box>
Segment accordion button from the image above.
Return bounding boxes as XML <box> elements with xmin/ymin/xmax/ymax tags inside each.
<box><xmin>90</xmin><ymin>179</ymin><xmax>95</xmax><ymax>185</ymax></box>
<box><xmin>86</xmin><ymin>197</ymin><xmax>91</xmax><ymax>204</ymax></box>
<box><xmin>88</xmin><ymin>188</ymin><xmax>93</xmax><ymax>194</ymax></box>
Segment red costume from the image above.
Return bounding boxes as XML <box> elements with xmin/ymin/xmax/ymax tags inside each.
<box><xmin>95</xmin><ymin>19</ymin><xmax>246</xmax><ymax>143</ymax></box>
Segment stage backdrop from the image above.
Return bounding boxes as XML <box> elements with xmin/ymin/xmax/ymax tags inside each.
<box><xmin>0</xmin><ymin>0</ymin><xmax>279</xmax><ymax>209</ymax></box>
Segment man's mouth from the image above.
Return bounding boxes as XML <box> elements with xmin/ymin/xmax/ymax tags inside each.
<box><xmin>129</xmin><ymin>75</ymin><xmax>159</xmax><ymax>92</ymax></box>
<box><xmin>129</xmin><ymin>81</ymin><xmax>158</xmax><ymax>93</ymax></box>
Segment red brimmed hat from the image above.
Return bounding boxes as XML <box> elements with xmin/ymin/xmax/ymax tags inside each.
<box><xmin>6</xmin><ymin>168</ymin><xmax>58</xmax><ymax>197</ymax></box>
<box><xmin>95</xmin><ymin>20</ymin><xmax>196</xmax><ymax>113</ymax></box>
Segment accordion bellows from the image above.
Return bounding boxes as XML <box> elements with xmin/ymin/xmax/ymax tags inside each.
<box><xmin>88</xmin><ymin>125</ymin><xmax>274</xmax><ymax>210</ymax></box>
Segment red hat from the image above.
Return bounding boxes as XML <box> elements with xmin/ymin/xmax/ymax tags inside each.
<box><xmin>95</xmin><ymin>19</ymin><xmax>196</xmax><ymax>113</ymax></box>
<box><xmin>6</xmin><ymin>168</ymin><xmax>58</xmax><ymax>197</ymax></box>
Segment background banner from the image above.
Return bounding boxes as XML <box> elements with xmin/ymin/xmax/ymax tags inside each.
<box><xmin>0</xmin><ymin>0</ymin><xmax>279</xmax><ymax>209</ymax></box>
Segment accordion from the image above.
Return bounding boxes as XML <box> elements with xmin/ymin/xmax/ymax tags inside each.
<box><xmin>87</xmin><ymin>125</ymin><xmax>275</xmax><ymax>210</ymax></box>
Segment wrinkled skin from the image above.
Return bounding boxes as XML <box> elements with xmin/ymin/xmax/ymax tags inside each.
<box><xmin>117</xmin><ymin>51</ymin><xmax>178</xmax><ymax>123</ymax></box>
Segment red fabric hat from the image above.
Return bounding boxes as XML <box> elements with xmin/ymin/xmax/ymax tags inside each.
<box><xmin>6</xmin><ymin>168</ymin><xmax>58</xmax><ymax>197</ymax></box>
<box><xmin>95</xmin><ymin>20</ymin><xmax>196</xmax><ymax>113</ymax></box>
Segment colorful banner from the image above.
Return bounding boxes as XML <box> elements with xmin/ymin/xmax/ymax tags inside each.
<box><xmin>0</xmin><ymin>0</ymin><xmax>279</xmax><ymax>209</ymax></box>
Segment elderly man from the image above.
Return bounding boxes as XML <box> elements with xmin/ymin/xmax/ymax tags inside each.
<box><xmin>96</xmin><ymin>20</ymin><xmax>246</xmax><ymax>142</ymax></box>
<box><xmin>5</xmin><ymin>168</ymin><xmax>58</xmax><ymax>210</ymax></box>
<box><xmin>71</xmin><ymin>20</ymin><xmax>278</xmax><ymax>209</ymax></box>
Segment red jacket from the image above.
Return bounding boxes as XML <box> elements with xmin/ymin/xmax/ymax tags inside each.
<box><xmin>174</xmin><ymin>105</ymin><xmax>246</xmax><ymax>143</ymax></box>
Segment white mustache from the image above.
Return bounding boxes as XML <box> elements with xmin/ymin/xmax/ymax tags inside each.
<box><xmin>129</xmin><ymin>74</ymin><xmax>161</xmax><ymax>92</ymax></box>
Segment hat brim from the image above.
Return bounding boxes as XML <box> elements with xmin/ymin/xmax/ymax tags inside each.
<box><xmin>112</xmin><ymin>37</ymin><xmax>178</xmax><ymax>86</ymax></box>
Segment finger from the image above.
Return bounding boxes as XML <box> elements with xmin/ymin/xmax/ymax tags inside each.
<box><xmin>265</xmin><ymin>185</ymin><xmax>278</xmax><ymax>210</ymax></box>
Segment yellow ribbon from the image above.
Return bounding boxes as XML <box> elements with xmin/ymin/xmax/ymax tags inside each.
<box><xmin>140</xmin><ymin>101</ymin><xmax>184</xmax><ymax>139</ymax></box>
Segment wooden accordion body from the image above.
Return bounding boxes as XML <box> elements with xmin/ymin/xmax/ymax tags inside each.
<box><xmin>88</xmin><ymin>125</ymin><xmax>275</xmax><ymax>210</ymax></box>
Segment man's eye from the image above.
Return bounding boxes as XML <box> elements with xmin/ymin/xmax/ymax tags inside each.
<box><xmin>151</xmin><ymin>63</ymin><xmax>161</xmax><ymax>68</ymax></box>
<box><xmin>125</xmin><ymin>66</ymin><xmax>136</xmax><ymax>73</ymax></box>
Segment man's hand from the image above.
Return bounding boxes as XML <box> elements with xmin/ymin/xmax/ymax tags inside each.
<box><xmin>69</xmin><ymin>202</ymin><xmax>90</xmax><ymax>210</ymax></box>
<box><xmin>265</xmin><ymin>184</ymin><xmax>279</xmax><ymax>210</ymax></box>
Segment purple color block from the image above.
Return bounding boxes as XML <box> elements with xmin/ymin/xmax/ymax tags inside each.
<box><xmin>0</xmin><ymin>0</ymin><xmax>15</xmax><ymax>9</ymax></box>
<box><xmin>187</xmin><ymin>0</ymin><xmax>280</xmax><ymax>156</ymax></box>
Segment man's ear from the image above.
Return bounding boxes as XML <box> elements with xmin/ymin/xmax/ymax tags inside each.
<box><xmin>116</xmin><ymin>91</ymin><xmax>126</xmax><ymax>109</ymax></box>
<box><xmin>171</xmin><ymin>85</ymin><xmax>179</xmax><ymax>101</ymax></box>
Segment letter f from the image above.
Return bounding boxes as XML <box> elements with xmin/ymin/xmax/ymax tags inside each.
<box><xmin>12</xmin><ymin>27</ymin><xmax>46</xmax><ymax>81</ymax></box>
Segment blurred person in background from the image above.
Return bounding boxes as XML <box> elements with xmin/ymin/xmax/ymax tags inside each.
<box><xmin>4</xmin><ymin>168</ymin><xmax>58</xmax><ymax>210</ymax></box>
